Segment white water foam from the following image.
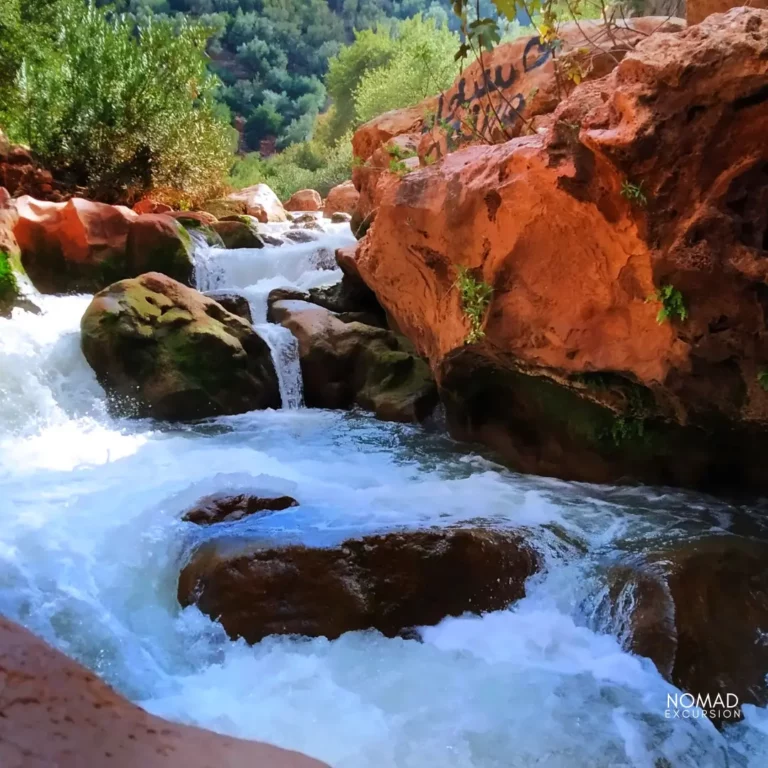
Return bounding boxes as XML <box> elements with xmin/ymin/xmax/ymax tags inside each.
<box><xmin>0</xmin><ymin>264</ymin><xmax>767</xmax><ymax>766</ymax></box>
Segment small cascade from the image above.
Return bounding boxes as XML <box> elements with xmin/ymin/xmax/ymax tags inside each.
<box><xmin>189</xmin><ymin>230</ymin><xmax>225</xmax><ymax>292</ymax></box>
<box><xmin>255</xmin><ymin>322</ymin><xmax>304</xmax><ymax>409</ymax></box>
<box><xmin>189</xmin><ymin>220</ymin><xmax>356</xmax><ymax>410</ymax></box>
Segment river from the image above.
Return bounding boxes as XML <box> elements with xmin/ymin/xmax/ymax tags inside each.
<box><xmin>0</xmin><ymin>220</ymin><xmax>766</xmax><ymax>767</ymax></box>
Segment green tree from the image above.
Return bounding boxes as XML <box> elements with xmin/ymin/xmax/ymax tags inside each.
<box><xmin>354</xmin><ymin>15</ymin><xmax>459</xmax><ymax>125</ymax></box>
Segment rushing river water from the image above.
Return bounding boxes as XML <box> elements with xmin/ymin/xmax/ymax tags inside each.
<box><xmin>1</xmin><ymin>220</ymin><xmax>767</xmax><ymax>767</ymax></box>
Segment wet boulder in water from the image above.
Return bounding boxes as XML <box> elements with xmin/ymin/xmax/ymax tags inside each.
<box><xmin>596</xmin><ymin>536</ymin><xmax>768</xmax><ymax>724</ymax></box>
<box><xmin>284</xmin><ymin>229</ymin><xmax>319</xmax><ymax>244</ymax></box>
<box><xmin>269</xmin><ymin>299</ymin><xmax>437</xmax><ymax>422</ymax></box>
<box><xmin>178</xmin><ymin>528</ymin><xmax>538</xmax><ymax>643</ymax></box>
<box><xmin>81</xmin><ymin>272</ymin><xmax>280</xmax><ymax>420</ymax></box>
<box><xmin>0</xmin><ymin>616</ymin><xmax>328</xmax><ymax>767</ymax></box>
<box><xmin>284</xmin><ymin>189</ymin><xmax>322</xmax><ymax>212</ymax></box>
<box><xmin>183</xmin><ymin>493</ymin><xmax>299</xmax><ymax>526</ymax></box>
<box><xmin>203</xmin><ymin>291</ymin><xmax>253</xmax><ymax>324</ymax></box>
<box><xmin>210</xmin><ymin>219</ymin><xmax>265</xmax><ymax>249</ymax></box>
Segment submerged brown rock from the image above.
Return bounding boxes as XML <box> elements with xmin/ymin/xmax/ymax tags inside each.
<box><xmin>355</xmin><ymin>9</ymin><xmax>768</xmax><ymax>493</ymax></box>
<box><xmin>183</xmin><ymin>493</ymin><xmax>299</xmax><ymax>526</ymax></box>
<box><xmin>0</xmin><ymin>616</ymin><xmax>328</xmax><ymax>767</ymax></box>
<box><xmin>178</xmin><ymin>528</ymin><xmax>538</xmax><ymax>643</ymax></box>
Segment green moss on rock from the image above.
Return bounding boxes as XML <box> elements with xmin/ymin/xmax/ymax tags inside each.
<box><xmin>0</xmin><ymin>250</ymin><xmax>19</xmax><ymax>317</ymax></box>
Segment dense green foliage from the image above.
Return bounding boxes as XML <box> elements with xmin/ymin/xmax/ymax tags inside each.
<box><xmin>0</xmin><ymin>0</ymin><xmax>234</xmax><ymax>201</ymax></box>
<box><xmin>0</xmin><ymin>249</ymin><xmax>19</xmax><ymax>316</ymax></box>
<box><xmin>229</xmin><ymin>14</ymin><xmax>457</xmax><ymax>198</ymax></box>
<box><xmin>96</xmin><ymin>0</ymin><xmax>461</xmax><ymax>150</ymax></box>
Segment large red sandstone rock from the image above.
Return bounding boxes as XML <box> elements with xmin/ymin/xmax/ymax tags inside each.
<box><xmin>178</xmin><ymin>528</ymin><xmax>538</xmax><ymax>643</ymax></box>
<box><xmin>14</xmin><ymin>197</ymin><xmax>193</xmax><ymax>293</ymax></box>
<box><xmin>0</xmin><ymin>187</ymin><xmax>19</xmax><ymax>261</ymax></box>
<box><xmin>688</xmin><ymin>0</ymin><xmax>768</xmax><ymax>24</ymax></box>
<box><xmin>351</xmin><ymin>18</ymin><xmax>684</xmax><ymax>231</ymax></box>
<box><xmin>284</xmin><ymin>189</ymin><xmax>322</xmax><ymax>212</ymax></box>
<box><xmin>356</xmin><ymin>9</ymin><xmax>768</xmax><ymax>493</ymax></box>
<box><xmin>322</xmin><ymin>180</ymin><xmax>359</xmax><ymax>218</ymax></box>
<box><xmin>0</xmin><ymin>616</ymin><xmax>327</xmax><ymax>768</ymax></box>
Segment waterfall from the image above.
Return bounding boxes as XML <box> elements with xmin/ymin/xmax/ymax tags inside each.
<box><xmin>189</xmin><ymin>221</ymin><xmax>356</xmax><ymax>410</ymax></box>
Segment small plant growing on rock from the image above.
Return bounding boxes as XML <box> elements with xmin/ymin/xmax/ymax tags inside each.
<box><xmin>621</xmin><ymin>180</ymin><xmax>648</xmax><ymax>207</ymax></box>
<box><xmin>610</xmin><ymin>416</ymin><xmax>646</xmax><ymax>447</ymax></box>
<box><xmin>647</xmin><ymin>284</ymin><xmax>688</xmax><ymax>325</ymax></box>
<box><xmin>758</xmin><ymin>369</ymin><xmax>768</xmax><ymax>392</ymax></box>
<box><xmin>455</xmin><ymin>266</ymin><xmax>493</xmax><ymax>344</ymax></box>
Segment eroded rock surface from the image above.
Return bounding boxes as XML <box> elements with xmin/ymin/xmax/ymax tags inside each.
<box><xmin>183</xmin><ymin>493</ymin><xmax>299</xmax><ymax>526</ymax></box>
<box><xmin>81</xmin><ymin>272</ymin><xmax>280</xmax><ymax>419</ymax></box>
<box><xmin>323</xmin><ymin>180</ymin><xmax>359</xmax><ymax>218</ymax></box>
<box><xmin>178</xmin><ymin>528</ymin><xmax>538</xmax><ymax>643</ymax></box>
<box><xmin>285</xmin><ymin>189</ymin><xmax>322</xmax><ymax>212</ymax></box>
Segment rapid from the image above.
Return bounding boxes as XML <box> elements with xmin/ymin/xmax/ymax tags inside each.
<box><xmin>0</xmin><ymin>220</ymin><xmax>767</xmax><ymax>767</ymax></box>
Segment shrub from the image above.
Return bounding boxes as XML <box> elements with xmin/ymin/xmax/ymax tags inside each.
<box><xmin>0</xmin><ymin>0</ymin><xmax>234</xmax><ymax>203</ymax></box>
<box><xmin>354</xmin><ymin>15</ymin><xmax>459</xmax><ymax>126</ymax></box>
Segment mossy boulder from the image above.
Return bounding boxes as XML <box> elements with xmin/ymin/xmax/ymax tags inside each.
<box><xmin>269</xmin><ymin>298</ymin><xmax>436</xmax><ymax>421</ymax></box>
<box><xmin>81</xmin><ymin>272</ymin><xmax>280</xmax><ymax>420</ymax></box>
<box><xmin>198</xmin><ymin>198</ymin><xmax>248</xmax><ymax>220</ymax></box>
<box><xmin>210</xmin><ymin>220</ymin><xmax>265</xmax><ymax>249</ymax></box>
<box><xmin>172</xmin><ymin>215</ymin><xmax>225</xmax><ymax>248</ymax></box>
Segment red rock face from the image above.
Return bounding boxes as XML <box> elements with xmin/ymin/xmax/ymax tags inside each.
<box><xmin>688</xmin><ymin>0</ymin><xmax>768</xmax><ymax>24</ymax></box>
<box><xmin>0</xmin><ymin>616</ymin><xmax>328</xmax><ymax>768</ymax></box>
<box><xmin>284</xmin><ymin>188</ymin><xmax>322</xmax><ymax>211</ymax></box>
<box><xmin>0</xmin><ymin>187</ymin><xmax>19</xmax><ymax>261</ymax></box>
<box><xmin>322</xmin><ymin>180</ymin><xmax>359</xmax><ymax>217</ymax></box>
<box><xmin>356</xmin><ymin>9</ymin><xmax>768</xmax><ymax>492</ymax></box>
<box><xmin>14</xmin><ymin>197</ymin><xmax>193</xmax><ymax>293</ymax></box>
